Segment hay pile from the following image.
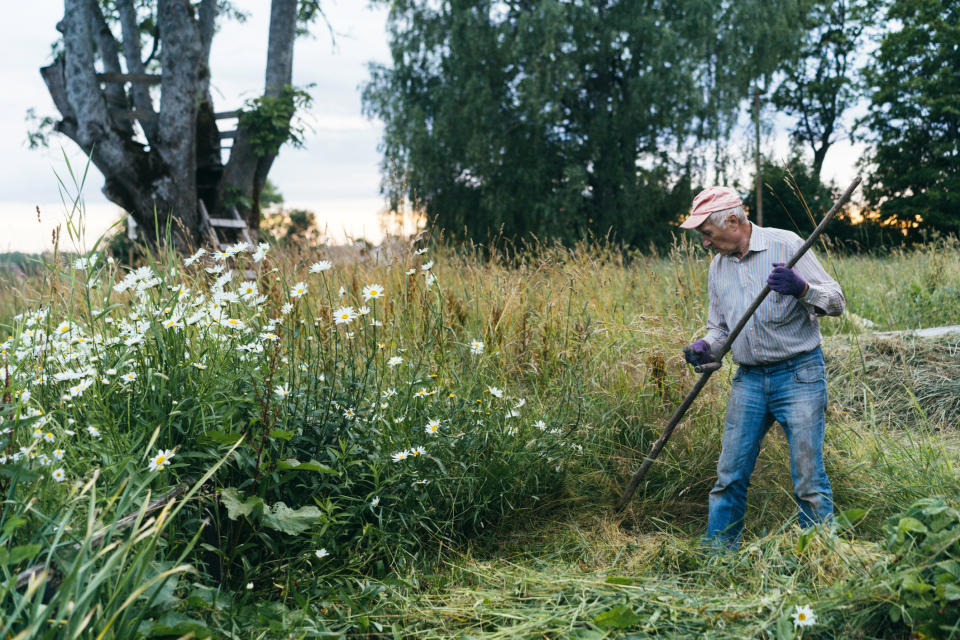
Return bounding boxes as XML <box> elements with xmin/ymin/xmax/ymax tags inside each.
<box><xmin>824</xmin><ymin>332</ymin><xmax>960</xmax><ymax>427</ymax></box>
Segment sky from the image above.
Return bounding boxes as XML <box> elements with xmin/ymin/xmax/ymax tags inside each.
<box><xmin>0</xmin><ymin>1</ymin><xmax>864</xmax><ymax>254</ymax></box>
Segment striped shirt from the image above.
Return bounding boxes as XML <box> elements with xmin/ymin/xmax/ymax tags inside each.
<box><xmin>703</xmin><ymin>223</ymin><xmax>845</xmax><ymax>366</ymax></box>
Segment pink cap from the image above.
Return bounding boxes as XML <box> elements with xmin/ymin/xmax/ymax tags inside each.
<box><xmin>680</xmin><ymin>186</ymin><xmax>743</xmax><ymax>229</ymax></box>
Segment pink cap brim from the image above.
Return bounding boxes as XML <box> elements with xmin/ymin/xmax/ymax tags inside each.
<box><xmin>679</xmin><ymin>213</ymin><xmax>710</xmax><ymax>229</ymax></box>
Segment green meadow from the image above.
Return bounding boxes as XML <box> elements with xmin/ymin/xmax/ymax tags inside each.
<box><xmin>1</xmin><ymin>214</ymin><xmax>959</xmax><ymax>639</ymax></box>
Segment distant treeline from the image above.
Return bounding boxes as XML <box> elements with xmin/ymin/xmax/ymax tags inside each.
<box><xmin>363</xmin><ymin>0</ymin><xmax>959</xmax><ymax>250</ymax></box>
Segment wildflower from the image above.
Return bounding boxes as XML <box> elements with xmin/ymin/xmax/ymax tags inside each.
<box><xmin>382</xmin><ymin>387</ymin><xmax>397</xmax><ymax>398</ymax></box>
<box><xmin>53</xmin><ymin>448</ymin><xmax>65</xmax><ymax>460</ymax></box>
<box><xmin>391</xmin><ymin>449</ymin><xmax>409</xmax><ymax>462</ymax></box>
<box><xmin>387</xmin><ymin>356</ymin><xmax>403</xmax><ymax>367</ymax></box>
<box><xmin>184</xmin><ymin>248</ymin><xmax>206</xmax><ymax>267</ymax></box>
<box><xmin>534</xmin><ymin>420</ymin><xmax>547</xmax><ymax>431</ymax></box>
<box><xmin>274</xmin><ymin>384</ymin><xmax>290</xmax><ymax>398</ymax></box>
<box><xmin>470</xmin><ymin>340</ymin><xmax>484</xmax><ymax>354</ymax></box>
<box><xmin>314</xmin><ymin>548</ymin><xmax>330</xmax><ymax>559</ymax></box>
<box><xmin>514</xmin><ymin>398</ymin><xmax>526</xmax><ymax>409</ymax></box>
<box><xmin>338</xmin><ymin>286</ymin><xmax>346</xmax><ymax>297</ymax></box>
<box><xmin>222</xmin><ymin>318</ymin><xmax>245</xmax><ymax>330</ymax></box>
<box><xmin>357</xmin><ymin>306</ymin><xmax>371</xmax><ymax>316</ymax></box>
<box><xmin>506</xmin><ymin>409</ymin><xmax>520</xmax><ymax>418</ymax></box>
<box><xmin>56</xmin><ymin>321</ymin><xmax>71</xmax><ymax>335</ymax></box>
<box><xmin>162</xmin><ymin>318</ymin><xmax>183</xmax><ymax>330</ymax></box>
<box><xmin>121</xmin><ymin>372</ymin><xmax>137</xmax><ymax>383</ymax></box>
<box><xmin>192</xmin><ymin>362</ymin><xmax>207</xmax><ymax>370</ymax></box>
<box><xmin>73</xmin><ymin>253</ymin><xmax>97</xmax><ymax>270</ymax></box>
<box><xmin>370</xmin><ymin>496</ymin><xmax>380</xmax><ymax>508</ymax></box>
<box><xmin>280</xmin><ymin>302</ymin><xmax>293</xmax><ymax>316</ymax></box>
<box><xmin>414</xmin><ymin>388</ymin><xmax>428</xmax><ymax>398</ymax></box>
<box><xmin>508</xmin><ymin>426</ymin><xmax>519</xmax><ymax>435</ymax></box>
<box><xmin>309</xmin><ymin>261</ymin><xmax>332</xmax><ymax>273</ymax></box>
<box><xmin>421</xmin><ymin>260</ymin><xmax>434</xmax><ymax>271</ymax></box>
<box><xmin>252</xmin><ymin>242</ymin><xmax>270</xmax><ymax>263</ymax></box>
<box><xmin>425</xmin><ymin>273</ymin><xmax>437</xmax><ymax>287</ymax></box>
<box><xmin>44</xmin><ymin>432</ymin><xmax>55</xmax><ymax>443</ymax></box>
<box><xmin>238</xmin><ymin>281</ymin><xmax>258</xmax><ymax>299</ymax></box>
<box><xmin>393</xmin><ymin>417</ymin><xmax>405</xmax><ymax>424</ymax></box>
<box><xmin>333</xmin><ymin>307</ymin><xmax>358</xmax><ymax>325</ymax></box>
<box><xmin>792</xmin><ymin>605</ymin><xmax>816</xmax><ymax>628</ymax></box>
<box><xmin>246</xmin><ymin>582</ymin><xmax>254</xmax><ymax>590</ymax></box>
<box><xmin>487</xmin><ymin>386</ymin><xmax>504</xmax><ymax>398</ymax></box>
<box><xmin>290</xmin><ymin>282</ymin><xmax>308</xmax><ymax>298</ymax></box>
<box><xmin>362</xmin><ymin>284</ymin><xmax>385</xmax><ymax>301</ymax></box>
<box><xmin>424</xmin><ymin>419</ymin><xmax>441</xmax><ymax>435</ymax></box>
<box><xmin>51</xmin><ymin>468</ymin><xmax>66</xmax><ymax>482</ymax></box>
<box><xmin>410</xmin><ymin>446</ymin><xmax>426</xmax><ymax>457</ymax></box>
<box><xmin>87</xmin><ymin>425</ymin><xmax>101</xmax><ymax>438</ymax></box>
<box><xmin>32</xmin><ymin>428</ymin><xmax>43</xmax><ymax>439</ymax></box>
<box><xmin>415</xmin><ymin>247</ymin><xmax>428</xmax><ymax>255</ymax></box>
<box><xmin>343</xmin><ymin>408</ymin><xmax>356</xmax><ymax>420</ymax></box>
<box><xmin>148</xmin><ymin>448</ymin><xmax>175</xmax><ymax>472</ymax></box>
<box><xmin>406</xmin><ymin>268</ymin><xmax>416</xmax><ymax>275</ymax></box>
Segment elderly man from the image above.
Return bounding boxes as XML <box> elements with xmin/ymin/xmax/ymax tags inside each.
<box><xmin>680</xmin><ymin>186</ymin><xmax>845</xmax><ymax>549</ymax></box>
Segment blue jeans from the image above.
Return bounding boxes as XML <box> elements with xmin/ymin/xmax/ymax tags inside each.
<box><xmin>704</xmin><ymin>347</ymin><xmax>833</xmax><ymax>548</ymax></box>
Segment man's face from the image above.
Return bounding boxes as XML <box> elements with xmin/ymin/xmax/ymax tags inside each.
<box><xmin>697</xmin><ymin>216</ymin><xmax>747</xmax><ymax>256</ymax></box>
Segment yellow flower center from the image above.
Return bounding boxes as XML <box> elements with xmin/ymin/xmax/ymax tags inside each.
<box><xmin>798</xmin><ymin>613</ymin><xmax>806</xmax><ymax>621</ymax></box>
<box><xmin>155</xmin><ymin>456</ymin><xmax>165</xmax><ymax>465</ymax></box>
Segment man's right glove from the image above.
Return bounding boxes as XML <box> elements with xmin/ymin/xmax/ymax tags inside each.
<box><xmin>683</xmin><ymin>339</ymin><xmax>712</xmax><ymax>367</ymax></box>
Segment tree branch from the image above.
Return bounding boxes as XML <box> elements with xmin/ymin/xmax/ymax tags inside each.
<box><xmin>63</xmin><ymin>0</ymin><xmax>112</xmax><ymax>148</ymax></box>
<box><xmin>198</xmin><ymin>0</ymin><xmax>217</xmax><ymax>65</ymax></box>
<box><xmin>117</xmin><ymin>0</ymin><xmax>158</xmax><ymax>142</ymax></box>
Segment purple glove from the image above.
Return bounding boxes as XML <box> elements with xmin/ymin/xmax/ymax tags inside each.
<box><xmin>767</xmin><ymin>262</ymin><xmax>808</xmax><ymax>298</ymax></box>
<box><xmin>683</xmin><ymin>339</ymin><xmax>712</xmax><ymax>366</ymax></box>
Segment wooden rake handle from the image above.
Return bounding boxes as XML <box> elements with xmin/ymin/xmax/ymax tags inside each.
<box><xmin>613</xmin><ymin>176</ymin><xmax>862</xmax><ymax>513</ymax></box>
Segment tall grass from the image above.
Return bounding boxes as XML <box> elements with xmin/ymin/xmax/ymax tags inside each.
<box><xmin>1</xmin><ymin>193</ymin><xmax>959</xmax><ymax>637</ymax></box>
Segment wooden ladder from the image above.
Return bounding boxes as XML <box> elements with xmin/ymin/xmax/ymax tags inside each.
<box><xmin>198</xmin><ymin>199</ymin><xmax>251</xmax><ymax>251</ymax></box>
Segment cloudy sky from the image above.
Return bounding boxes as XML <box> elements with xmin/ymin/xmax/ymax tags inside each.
<box><xmin>0</xmin><ymin>1</ymin><xmax>863</xmax><ymax>254</ymax></box>
<box><xmin>1</xmin><ymin>0</ymin><xmax>393</xmax><ymax>253</ymax></box>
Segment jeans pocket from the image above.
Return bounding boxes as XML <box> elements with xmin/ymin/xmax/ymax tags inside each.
<box><xmin>733</xmin><ymin>366</ymin><xmax>745</xmax><ymax>382</ymax></box>
<box><xmin>794</xmin><ymin>362</ymin><xmax>826</xmax><ymax>383</ymax></box>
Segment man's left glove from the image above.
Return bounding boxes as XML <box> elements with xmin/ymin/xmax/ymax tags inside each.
<box><xmin>767</xmin><ymin>262</ymin><xmax>808</xmax><ymax>298</ymax></box>
<box><xmin>683</xmin><ymin>339</ymin><xmax>712</xmax><ymax>367</ymax></box>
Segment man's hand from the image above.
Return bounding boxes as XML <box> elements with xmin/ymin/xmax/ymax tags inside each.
<box><xmin>767</xmin><ymin>262</ymin><xmax>808</xmax><ymax>298</ymax></box>
<box><xmin>683</xmin><ymin>339</ymin><xmax>712</xmax><ymax>367</ymax></box>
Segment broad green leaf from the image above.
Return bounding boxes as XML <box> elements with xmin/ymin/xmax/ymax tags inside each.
<box><xmin>0</xmin><ymin>465</ymin><xmax>42</xmax><ymax>483</ymax></box>
<box><xmin>8</xmin><ymin>544</ymin><xmax>42</xmax><ymax>565</ymax></box>
<box><xmin>261</xmin><ymin>502</ymin><xmax>323</xmax><ymax>535</ymax></box>
<box><xmin>836</xmin><ymin>508</ymin><xmax>868</xmax><ymax>528</ymax></box>
<box><xmin>592</xmin><ymin>604</ymin><xmax>641</xmax><ymax>630</ymax></box>
<box><xmin>200</xmin><ymin>430</ymin><xmax>244</xmax><ymax>445</ymax></box>
<box><xmin>276</xmin><ymin>458</ymin><xmax>336</xmax><ymax>474</ymax></box>
<box><xmin>221</xmin><ymin>488</ymin><xmax>264</xmax><ymax>520</ymax></box>
<box><xmin>269</xmin><ymin>429</ymin><xmax>295</xmax><ymax>441</ymax></box>
<box><xmin>2</xmin><ymin>515</ymin><xmax>27</xmax><ymax>538</ymax></box>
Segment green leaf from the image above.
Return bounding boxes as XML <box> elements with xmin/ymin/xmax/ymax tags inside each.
<box><xmin>269</xmin><ymin>429</ymin><xmax>295</xmax><ymax>441</ymax></box>
<box><xmin>897</xmin><ymin>516</ymin><xmax>928</xmax><ymax>539</ymax></box>
<box><xmin>261</xmin><ymin>502</ymin><xmax>323</xmax><ymax>536</ymax></box>
<box><xmin>604</xmin><ymin>576</ymin><xmax>634</xmax><ymax>585</ymax></box>
<box><xmin>8</xmin><ymin>544</ymin><xmax>42</xmax><ymax>565</ymax></box>
<box><xmin>220</xmin><ymin>488</ymin><xmax>264</xmax><ymax>520</ymax></box>
<box><xmin>201</xmin><ymin>430</ymin><xmax>244</xmax><ymax>445</ymax></box>
<box><xmin>0</xmin><ymin>465</ymin><xmax>42</xmax><ymax>483</ymax></box>
<box><xmin>2</xmin><ymin>516</ymin><xmax>27</xmax><ymax>538</ymax></box>
<box><xmin>276</xmin><ymin>458</ymin><xmax>336</xmax><ymax>474</ymax></box>
<box><xmin>943</xmin><ymin>583</ymin><xmax>960</xmax><ymax>602</ymax></box>
<box><xmin>138</xmin><ymin>612</ymin><xmax>218</xmax><ymax>638</ymax></box>
<box><xmin>796</xmin><ymin>529</ymin><xmax>814</xmax><ymax>553</ymax></box>
<box><xmin>592</xmin><ymin>604</ymin><xmax>641</xmax><ymax>630</ymax></box>
<box><xmin>835</xmin><ymin>508</ymin><xmax>868</xmax><ymax>528</ymax></box>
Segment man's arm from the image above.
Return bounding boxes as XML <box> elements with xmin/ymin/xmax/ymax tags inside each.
<box><xmin>793</xmin><ymin>244</ymin><xmax>845</xmax><ymax>317</ymax></box>
<box><xmin>704</xmin><ymin>260</ymin><xmax>730</xmax><ymax>350</ymax></box>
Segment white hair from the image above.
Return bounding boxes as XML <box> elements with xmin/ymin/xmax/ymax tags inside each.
<box><xmin>706</xmin><ymin>205</ymin><xmax>747</xmax><ymax>229</ymax></box>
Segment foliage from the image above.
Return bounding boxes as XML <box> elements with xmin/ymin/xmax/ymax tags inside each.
<box><xmin>772</xmin><ymin>0</ymin><xmax>880</xmax><ymax>178</ymax></box>
<box><xmin>883</xmin><ymin>498</ymin><xmax>960</xmax><ymax>638</ymax></box>
<box><xmin>238</xmin><ymin>85</ymin><xmax>314</xmax><ymax>158</ymax></box>
<box><xmin>859</xmin><ymin>0</ymin><xmax>960</xmax><ymax>237</ymax></box>
<box><xmin>363</xmin><ymin>0</ymin><xmax>806</xmax><ymax>248</ymax></box>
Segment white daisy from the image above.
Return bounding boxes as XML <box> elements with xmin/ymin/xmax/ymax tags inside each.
<box><xmin>487</xmin><ymin>386</ymin><xmax>504</xmax><ymax>398</ymax></box>
<box><xmin>309</xmin><ymin>261</ymin><xmax>332</xmax><ymax>273</ymax></box>
<box><xmin>370</xmin><ymin>496</ymin><xmax>380</xmax><ymax>508</ymax></box>
<box><xmin>289</xmin><ymin>282</ymin><xmax>308</xmax><ymax>298</ymax></box>
<box><xmin>424</xmin><ymin>419</ymin><xmax>441</xmax><ymax>435</ymax></box>
<box><xmin>314</xmin><ymin>548</ymin><xmax>330</xmax><ymax>559</ymax></box>
<box><xmin>362</xmin><ymin>284</ymin><xmax>385</xmax><ymax>301</ymax></box>
<box><xmin>87</xmin><ymin>425</ymin><xmax>101</xmax><ymax>438</ymax></box>
<box><xmin>792</xmin><ymin>604</ymin><xmax>816</xmax><ymax>627</ymax></box>
<box><xmin>470</xmin><ymin>340</ymin><xmax>484</xmax><ymax>354</ymax></box>
<box><xmin>121</xmin><ymin>372</ymin><xmax>137</xmax><ymax>383</ymax></box>
<box><xmin>274</xmin><ymin>384</ymin><xmax>290</xmax><ymax>398</ymax></box>
<box><xmin>387</xmin><ymin>356</ymin><xmax>403</xmax><ymax>367</ymax></box>
<box><xmin>333</xmin><ymin>307</ymin><xmax>358</xmax><ymax>325</ymax></box>
<box><xmin>51</xmin><ymin>468</ymin><xmax>66</xmax><ymax>482</ymax></box>
<box><xmin>391</xmin><ymin>449</ymin><xmax>409</xmax><ymax>462</ymax></box>
<box><xmin>148</xmin><ymin>448</ymin><xmax>174</xmax><ymax>472</ymax></box>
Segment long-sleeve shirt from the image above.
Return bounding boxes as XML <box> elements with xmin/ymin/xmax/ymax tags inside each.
<box><xmin>703</xmin><ymin>223</ymin><xmax>845</xmax><ymax>366</ymax></box>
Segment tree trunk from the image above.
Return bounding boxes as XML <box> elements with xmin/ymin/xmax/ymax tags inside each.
<box><xmin>40</xmin><ymin>0</ymin><xmax>302</xmax><ymax>253</ymax></box>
